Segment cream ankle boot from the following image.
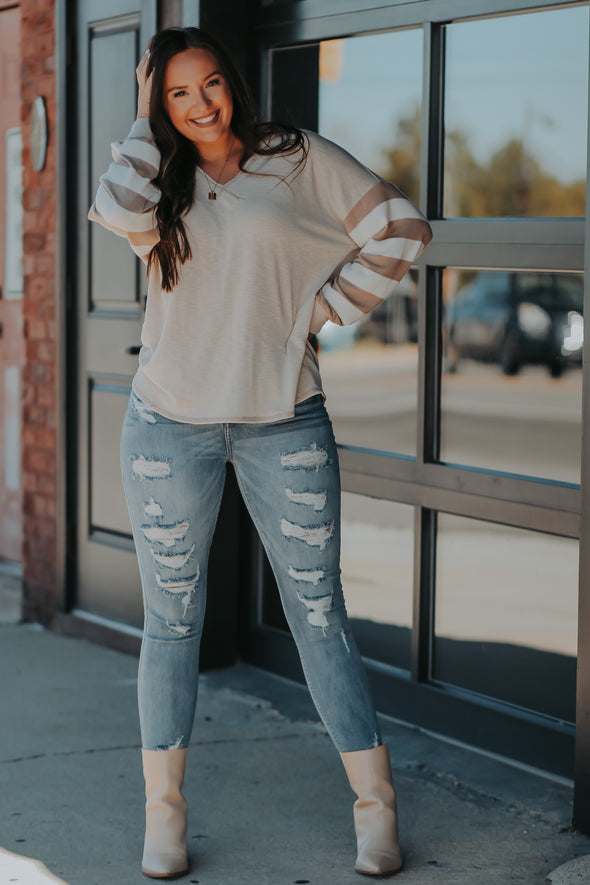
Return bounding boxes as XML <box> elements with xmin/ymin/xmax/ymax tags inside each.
<box><xmin>141</xmin><ymin>748</ymin><xmax>189</xmax><ymax>879</ymax></box>
<box><xmin>340</xmin><ymin>744</ymin><xmax>402</xmax><ymax>877</ymax></box>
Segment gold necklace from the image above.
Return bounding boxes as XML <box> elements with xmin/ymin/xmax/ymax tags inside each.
<box><xmin>205</xmin><ymin>135</ymin><xmax>236</xmax><ymax>201</ymax></box>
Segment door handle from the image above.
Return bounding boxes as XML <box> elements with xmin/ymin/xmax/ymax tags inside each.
<box><xmin>125</xmin><ymin>345</ymin><xmax>141</xmax><ymax>355</ymax></box>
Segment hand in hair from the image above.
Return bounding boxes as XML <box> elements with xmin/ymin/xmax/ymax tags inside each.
<box><xmin>136</xmin><ymin>50</ymin><xmax>153</xmax><ymax>119</ymax></box>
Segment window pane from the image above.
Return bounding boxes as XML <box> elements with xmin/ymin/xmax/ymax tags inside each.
<box><xmin>434</xmin><ymin>514</ymin><xmax>577</xmax><ymax>722</ymax></box>
<box><xmin>270</xmin><ymin>30</ymin><xmax>424</xmax><ymax>455</ymax></box>
<box><xmin>319</xmin><ymin>304</ymin><xmax>419</xmax><ymax>455</ymax></box>
<box><xmin>317</xmin><ymin>30</ymin><xmax>423</xmax><ymax>453</ymax></box>
<box><xmin>342</xmin><ymin>493</ymin><xmax>413</xmax><ymax>672</ymax></box>
<box><xmin>444</xmin><ymin>6</ymin><xmax>588</xmax><ymax>217</ymax></box>
<box><xmin>441</xmin><ymin>269</ymin><xmax>583</xmax><ymax>483</ymax></box>
<box><xmin>319</xmin><ymin>30</ymin><xmax>423</xmax><ymax>203</ymax></box>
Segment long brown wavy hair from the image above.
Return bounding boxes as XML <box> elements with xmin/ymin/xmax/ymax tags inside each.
<box><xmin>145</xmin><ymin>27</ymin><xmax>307</xmax><ymax>292</ymax></box>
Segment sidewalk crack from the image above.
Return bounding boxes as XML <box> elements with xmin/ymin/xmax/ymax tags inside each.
<box><xmin>0</xmin><ymin>731</ymin><xmax>327</xmax><ymax>765</ymax></box>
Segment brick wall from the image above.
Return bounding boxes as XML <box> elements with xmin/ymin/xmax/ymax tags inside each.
<box><xmin>20</xmin><ymin>0</ymin><xmax>59</xmax><ymax>624</ymax></box>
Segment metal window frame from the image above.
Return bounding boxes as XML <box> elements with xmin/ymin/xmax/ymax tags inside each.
<box><xmin>245</xmin><ymin>0</ymin><xmax>590</xmax><ymax>824</ymax></box>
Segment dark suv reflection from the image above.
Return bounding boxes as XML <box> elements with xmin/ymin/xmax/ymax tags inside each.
<box><xmin>445</xmin><ymin>271</ymin><xmax>584</xmax><ymax>377</ymax></box>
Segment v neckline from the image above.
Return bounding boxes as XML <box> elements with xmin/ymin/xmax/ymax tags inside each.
<box><xmin>198</xmin><ymin>164</ymin><xmax>245</xmax><ymax>191</ymax></box>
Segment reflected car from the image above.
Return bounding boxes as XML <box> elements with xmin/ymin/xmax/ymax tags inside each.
<box><xmin>445</xmin><ymin>271</ymin><xmax>584</xmax><ymax>377</ymax></box>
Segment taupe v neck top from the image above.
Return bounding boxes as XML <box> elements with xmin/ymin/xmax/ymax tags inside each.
<box><xmin>89</xmin><ymin>118</ymin><xmax>432</xmax><ymax>424</ymax></box>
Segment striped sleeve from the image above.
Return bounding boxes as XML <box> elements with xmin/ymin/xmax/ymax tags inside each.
<box><xmin>88</xmin><ymin>117</ymin><xmax>161</xmax><ymax>260</ymax></box>
<box><xmin>316</xmin><ymin>179</ymin><xmax>432</xmax><ymax>328</ymax></box>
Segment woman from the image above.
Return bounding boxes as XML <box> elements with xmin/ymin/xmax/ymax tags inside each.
<box><xmin>90</xmin><ymin>26</ymin><xmax>432</xmax><ymax>880</ymax></box>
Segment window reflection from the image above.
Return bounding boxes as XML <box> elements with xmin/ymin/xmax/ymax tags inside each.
<box><xmin>270</xmin><ymin>29</ymin><xmax>424</xmax><ymax>455</ymax></box>
<box><xmin>441</xmin><ymin>269</ymin><xmax>583</xmax><ymax>483</ymax></box>
<box><xmin>317</xmin><ymin>31</ymin><xmax>423</xmax><ymax>454</ymax></box>
<box><xmin>434</xmin><ymin>514</ymin><xmax>577</xmax><ymax>722</ymax></box>
<box><xmin>444</xmin><ymin>5</ymin><xmax>588</xmax><ymax>217</ymax></box>
<box><xmin>318</xmin><ymin>269</ymin><xmax>419</xmax><ymax>454</ymax></box>
<box><xmin>341</xmin><ymin>493</ymin><xmax>413</xmax><ymax>672</ymax></box>
<box><xmin>319</xmin><ymin>30</ymin><xmax>423</xmax><ymax>203</ymax></box>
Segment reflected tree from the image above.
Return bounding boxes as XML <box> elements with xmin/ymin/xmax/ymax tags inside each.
<box><xmin>378</xmin><ymin>103</ymin><xmax>586</xmax><ymax>217</ymax></box>
<box><xmin>378</xmin><ymin>104</ymin><xmax>421</xmax><ymax>204</ymax></box>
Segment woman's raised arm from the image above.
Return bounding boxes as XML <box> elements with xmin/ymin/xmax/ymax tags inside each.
<box><xmin>88</xmin><ymin>52</ymin><xmax>161</xmax><ymax>261</ymax></box>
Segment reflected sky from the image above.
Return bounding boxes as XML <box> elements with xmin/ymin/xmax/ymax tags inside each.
<box><xmin>445</xmin><ymin>5</ymin><xmax>588</xmax><ymax>185</ymax></box>
<box><xmin>319</xmin><ymin>29</ymin><xmax>423</xmax><ymax>174</ymax></box>
<box><xmin>318</xmin><ymin>5</ymin><xmax>588</xmax><ymax>186</ymax></box>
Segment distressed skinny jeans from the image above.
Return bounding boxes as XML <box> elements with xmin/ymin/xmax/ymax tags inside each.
<box><xmin>120</xmin><ymin>392</ymin><xmax>382</xmax><ymax>753</ymax></box>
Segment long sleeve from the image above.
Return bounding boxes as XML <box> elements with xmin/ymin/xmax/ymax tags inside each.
<box><xmin>307</xmin><ymin>136</ymin><xmax>432</xmax><ymax>330</ymax></box>
<box><xmin>88</xmin><ymin>117</ymin><xmax>161</xmax><ymax>260</ymax></box>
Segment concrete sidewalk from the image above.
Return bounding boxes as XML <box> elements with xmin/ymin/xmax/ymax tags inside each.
<box><xmin>1</xmin><ymin>622</ymin><xmax>590</xmax><ymax>885</ymax></box>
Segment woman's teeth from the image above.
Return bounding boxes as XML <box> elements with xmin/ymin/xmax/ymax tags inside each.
<box><xmin>191</xmin><ymin>111</ymin><xmax>218</xmax><ymax>125</ymax></box>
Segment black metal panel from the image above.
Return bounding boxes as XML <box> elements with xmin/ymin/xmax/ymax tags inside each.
<box><xmin>200</xmin><ymin>467</ymin><xmax>243</xmax><ymax>670</ymax></box>
<box><xmin>422</xmin><ymin>22</ymin><xmax>444</xmax><ymax>220</ymax></box>
<box><xmin>270</xmin><ymin>43</ymin><xmax>319</xmax><ymax>128</ymax></box>
<box><xmin>255</xmin><ymin>0</ymin><xmax>584</xmax><ymax>45</ymax></box>
<box><xmin>421</xmin><ymin>266</ymin><xmax>442</xmax><ymax>462</ymax></box>
<box><xmin>411</xmin><ymin>506</ymin><xmax>436</xmax><ymax>681</ymax></box>
<box><xmin>200</xmin><ymin>0</ymin><xmax>259</xmax><ymax>85</ymax></box>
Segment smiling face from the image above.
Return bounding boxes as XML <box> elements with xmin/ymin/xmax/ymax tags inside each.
<box><xmin>163</xmin><ymin>47</ymin><xmax>234</xmax><ymax>151</ymax></box>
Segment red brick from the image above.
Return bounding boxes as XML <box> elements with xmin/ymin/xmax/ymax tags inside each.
<box><xmin>21</xmin><ymin>57</ymin><xmax>45</xmax><ymax>80</ymax></box>
<box><xmin>23</xmin><ymin>449</ymin><xmax>48</xmax><ymax>473</ymax></box>
<box><xmin>22</xmin><ymin>11</ymin><xmax>54</xmax><ymax>32</ymax></box>
<box><xmin>23</xmin><ymin>471</ymin><xmax>39</xmax><ymax>493</ymax></box>
<box><xmin>24</xmin><ymin>232</ymin><xmax>46</xmax><ymax>252</ymax></box>
<box><xmin>32</xmin><ymin>495</ymin><xmax>49</xmax><ymax>517</ymax></box>
<box><xmin>35</xmin><ymin>255</ymin><xmax>54</xmax><ymax>275</ymax></box>
<box><xmin>37</xmin><ymin>341</ymin><xmax>55</xmax><ymax>362</ymax></box>
<box><xmin>36</xmin><ymin>424</ymin><xmax>56</xmax><ymax>448</ymax></box>
<box><xmin>21</xmin><ymin>0</ymin><xmax>60</xmax><ymax>625</ymax></box>
<box><xmin>25</xmin><ymin>318</ymin><xmax>47</xmax><ymax>340</ymax></box>
<box><xmin>30</xmin><ymin>362</ymin><xmax>47</xmax><ymax>383</ymax></box>
<box><xmin>22</xmin><ymin>426</ymin><xmax>37</xmax><ymax>447</ymax></box>
<box><xmin>22</xmin><ymin>254</ymin><xmax>37</xmax><ymax>275</ymax></box>
<box><xmin>23</xmin><ymin>404</ymin><xmax>44</xmax><ymax>426</ymax></box>
<box><xmin>37</xmin><ymin>299</ymin><xmax>53</xmax><ymax>318</ymax></box>
<box><xmin>38</xmin><ymin>474</ymin><xmax>56</xmax><ymax>496</ymax></box>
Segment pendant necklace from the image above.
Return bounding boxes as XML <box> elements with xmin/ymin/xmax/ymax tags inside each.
<box><xmin>206</xmin><ymin>135</ymin><xmax>236</xmax><ymax>201</ymax></box>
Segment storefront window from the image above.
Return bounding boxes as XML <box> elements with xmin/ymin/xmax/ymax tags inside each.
<box><xmin>434</xmin><ymin>514</ymin><xmax>578</xmax><ymax>722</ymax></box>
<box><xmin>441</xmin><ymin>269</ymin><xmax>583</xmax><ymax>483</ymax></box>
<box><xmin>316</xmin><ymin>29</ymin><xmax>423</xmax><ymax>454</ymax></box>
<box><xmin>318</xmin><ymin>275</ymin><xmax>419</xmax><ymax>454</ymax></box>
<box><xmin>341</xmin><ymin>493</ymin><xmax>414</xmax><ymax>672</ymax></box>
<box><xmin>318</xmin><ymin>30</ymin><xmax>422</xmax><ymax>203</ymax></box>
<box><xmin>444</xmin><ymin>5</ymin><xmax>588</xmax><ymax>217</ymax></box>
